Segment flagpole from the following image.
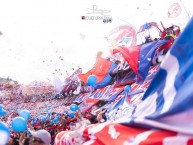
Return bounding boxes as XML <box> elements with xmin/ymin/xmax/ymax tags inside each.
<box><xmin>179</xmin><ymin>0</ymin><xmax>191</xmax><ymax>19</ymax></box>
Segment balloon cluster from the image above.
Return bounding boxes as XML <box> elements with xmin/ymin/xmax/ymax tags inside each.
<box><xmin>9</xmin><ymin>104</ymin><xmax>79</xmax><ymax>134</ymax></box>
<box><xmin>64</xmin><ymin>104</ymin><xmax>79</xmax><ymax>118</ymax></box>
<box><xmin>11</xmin><ymin>109</ymin><xmax>31</xmax><ymax>132</ymax></box>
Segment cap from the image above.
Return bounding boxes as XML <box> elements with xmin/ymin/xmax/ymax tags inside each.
<box><xmin>29</xmin><ymin>129</ymin><xmax>51</xmax><ymax>145</ymax></box>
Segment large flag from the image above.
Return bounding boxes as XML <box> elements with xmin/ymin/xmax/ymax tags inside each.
<box><xmin>78</xmin><ymin>58</ymin><xmax>112</xmax><ymax>84</ymax></box>
<box><xmin>79</xmin><ymin>98</ymin><xmax>100</xmax><ymax>113</ymax></box>
<box><xmin>89</xmin><ymin>85</ymin><xmax>112</xmax><ymax>99</ymax></box>
<box><xmin>120</xmin><ymin>17</ymin><xmax>193</xmax><ymax>135</ymax></box>
<box><xmin>113</xmin><ymin>40</ymin><xmax>168</xmax><ymax>83</ymax></box>
<box><xmin>99</xmin><ymin>85</ymin><xmax>124</xmax><ymax>101</ymax></box>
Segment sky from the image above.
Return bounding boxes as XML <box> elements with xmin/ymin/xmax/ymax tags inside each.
<box><xmin>0</xmin><ymin>0</ymin><xmax>192</xmax><ymax>85</ymax></box>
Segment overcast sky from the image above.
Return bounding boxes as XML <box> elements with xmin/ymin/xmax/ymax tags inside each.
<box><xmin>0</xmin><ymin>0</ymin><xmax>192</xmax><ymax>84</ymax></box>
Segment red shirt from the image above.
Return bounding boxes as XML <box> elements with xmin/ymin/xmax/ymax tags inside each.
<box><xmin>46</xmin><ymin>125</ymin><xmax>56</xmax><ymax>130</ymax></box>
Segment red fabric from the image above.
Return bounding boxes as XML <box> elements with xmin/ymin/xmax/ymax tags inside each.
<box><xmin>113</xmin><ymin>45</ymin><xmax>140</xmax><ymax>74</ymax></box>
<box><xmin>65</xmin><ymin>126</ymin><xmax>70</xmax><ymax>130</ymax></box>
<box><xmin>55</xmin><ymin>122</ymin><xmax>193</xmax><ymax>145</ymax></box>
<box><xmin>114</xmin><ymin>25</ymin><xmax>137</xmax><ymax>46</ymax></box>
<box><xmin>139</xmin><ymin>130</ymin><xmax>177</xmax><ymax>145</ymax></box>
<box><xmin>160</xmin><ymin>31</ymin><xmax>167</xmax><ymax>40</ymax></box>
<box><xmin>33</xmin><ymin>123</ymin><xmax>41</xmax><ymax>128</ymax></box>
<box><xmin>57</xmin><ymin>125</ymin><xmax>66</xmax><ymax>132</ymax></box>
<box><xmin>113</xmin><ymin>79</ymin><xmax>136</xmax><ymax>87</ymax></box>
<box><xmin>79</xmin><ymin>98</ymin><xmax>100</xmax><ymax>113</ymax></box>
<box><xmin>65</xmin><ymin>119</ymin><xmax>71</xmax><ymax>124</ymax></box>
<box><xmin>78</xmin><ymin>58</ymin><xmax>112</xmax><ymax>84</ymax></box>
<box><xmin>157</xmin><ymin>40</ymin><xmax>173</xmax><ymax>52</ymax></box>
<box><xmin>188</xmin><ymin>139</ymin><xmax>193</xmax><ymax>145</ymax></box>
<box><xmin>83</xmin><ymin>124</ymin><xmax>148</xmax><ymax>145</ymax></box>
<box><xmin>70</xmin><ymin>118</ymin><xmax>77</xmax><ymax>123</ymax></box>
<box><xmin>46</xmin><ymin>125</ymin><xmax>56</xmax><ymax>130</ymax></box>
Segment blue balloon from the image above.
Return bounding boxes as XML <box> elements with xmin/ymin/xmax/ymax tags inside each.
<box><xmin>0</xmin><ymin>122</ymin><xmax>10</xmax><ymax>145</ymax></box>
<box><xmin>12</xmin><ymin>117</ymin><xmax>27</xmax><ymax>132</ymax></box>
<box><xmin>50</xmin><ymin>120</ymin><xmax>54</xmax><ymax>125</ymax></box>
<box><xmin>41</xmin><ymin>117</ymin><xmax>47</xmax><ymax>122</ymax></box>
<box><xmin>70</xmin><ymin>104</ymin><xmax>79</xmax><ymax>111</ymax></box>
<box><xmin>69</xmin><ymin>112</ymin><xmax>75</xmax><ymax>118</ymax></box>
<box><xmin>87</xmin><ymin>75</ymin><xmax>97</xmax><ymax>86</ymax></box>
<box><xmin>57</xmin><ymin>114</ymin><xmax>61</xmax><ymax>119</ymax></box>
<box><xmin>0</xmin><ymin>108</ymin><xmax>6</xmax><ymax>116</ymax></box>
<box><xmin>54</xmin><ymin>118</ymin><xmax>59</xmax><ymax>123</ymax></box>
<box><xmin>19</xmin><ymin>110</ymin><xmax>30</xmax><ymax>120</ymax></box>
<box><xmin>124</xmin><ymin>85</ymin><xmax>131</xmax><ymax>92</ymax></box>
<box><xmin>64</xmin><ymin>110</ymin><xmax>68</xmax><ymax>115</ymax></box>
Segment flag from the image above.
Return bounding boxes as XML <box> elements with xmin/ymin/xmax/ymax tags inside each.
<box><xmin>82</xmin><ymin>123</ymin><xmax>193</xmax><ymax>145</ymax></box>
<box><xmin>120</xmin><ymin>17</ymin><xmax>193</xmax><ymax>135</ymax></box>
<box><xmin>69</xmin><ymin>68</ymin><xmax>82</xmax><ymax>79</ymax></box>
<box><xmin>168</xmin><ymin>3</ymin><xmax>182</xmax><ymax>18</ymax></box>
<box><xmin>93</xmin><ymin>62</ymin><xmax>118</xmax><ymax>90</ymax></box>
<box><xmin>99</xmin><ymin>85</ymin><xmax>124</xmax><ymax>101</ymax></box>
<box><xmin>137</xmin><ymin>22</ymin><xmax>159</xmax><ymax>33</ymax></box>
<box><xmin>79</xmin><ymin>98</ymin><xmax>100</xmax><ymax>113</ymax></box>
<box><xmin>89</xmin><ymin>85</ymin><xmax>112</xmax><ymax>99</ymax></box>
<box><xmin>109</xmin><ymin>25</ymin><xmax>137</xmax><ymax>47</ymax></box>
<box><xmin>78</xmin><ymin>58</ymin><xmax>112</xmax><ymax>84</ymax></box>
<box><xmin>113</xmin><ymin>40</ymin><xmax>168</xmax><ymax>83</ymax></box>
<box><xmin>113</xmin><ymin>69</ymin><xmax>136</xmax><ymax>86</ymax></box>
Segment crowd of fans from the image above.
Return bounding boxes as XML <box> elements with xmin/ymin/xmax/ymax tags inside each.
<box><xmin>0</xmin><ymin>81</ymin><xmax>108</xmax><ymax>144</ymax></box>
<box><xmin>3</xmin><ymin>103</ymin><xmax>108</xmax><ymax>145</ymax></box>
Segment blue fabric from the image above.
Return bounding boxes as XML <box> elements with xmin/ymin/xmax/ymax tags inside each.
<box><xmin>138</xmin><ymin>40</ymin><xmax>168</xmax><ymax>83</ymax></box>
<box><xmin>93</xmin><ymin>62</ymin><xmax>118</xmax><ymax>90</ymax></box>
<box><xmin>140</xmin><ymin>17</ymin><xmax>193</xmax><ymax>119</ymax></box>
<box><xmin>119</xmin><ymin>18</ymin><xmax>193</xmax><ymax>134</ymax></box>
